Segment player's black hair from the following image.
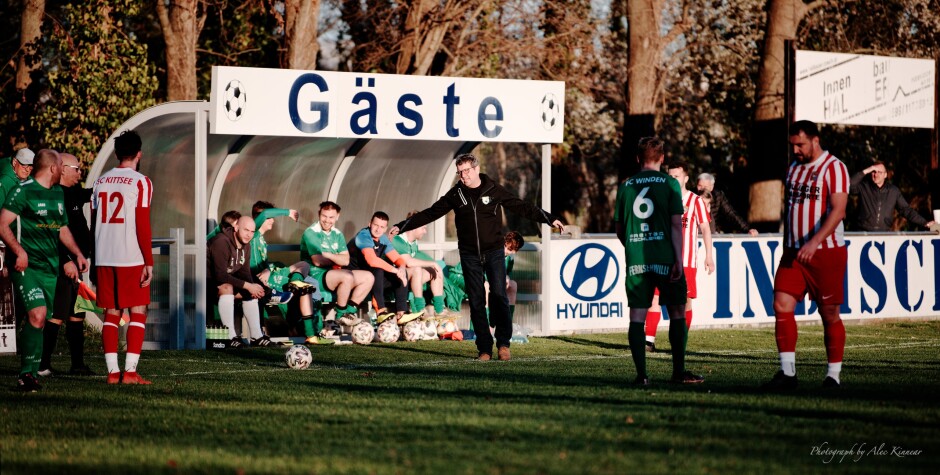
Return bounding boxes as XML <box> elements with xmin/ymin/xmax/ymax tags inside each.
<box><xmin>220</xmin><ymin>210</ymin><xmax>241</xmax><ymax>230</ymax></box>
<box><xmin>251</xmin><ymin>201</ymin><xmax>275</xmax><ymax>219</ymax></box>
<box><xmin>789</xmin><ymin>120</ymin><xmax>819</xmax><ymax>138</ymax></box>
<box><xmin>666</xmin><ymin>160</ymin><xmax>691</xmax><ymax>175</ymax></box>
<box><xmin>372</xmin><ymin>211</ymin><xmax>390</xmax><ymax>222</ymax></box>
<box><xmin>504</xmin><ymin>231</ymin><xmax>524</xmax><ymax>252</ymax></box>
<box><xmin>319</xmin><ymin>201</ymin><xmax>341</xmax><ymax>213</ymax></box>
<box><xmin>114</xmin><ymin>130</ymin><xmax>142</xmax><ymax>161</ymax></box>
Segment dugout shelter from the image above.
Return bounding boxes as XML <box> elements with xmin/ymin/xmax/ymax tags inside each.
<box><xmin>86</xmin><ymin>67</ymin><xmax>566</xmax><ymax>349</ymax></box>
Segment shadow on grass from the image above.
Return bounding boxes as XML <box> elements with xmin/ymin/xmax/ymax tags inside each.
<box><xmin>543</xmin><ymin>335</ymin><xmax>629</xmax><ymax>351</ymax></box>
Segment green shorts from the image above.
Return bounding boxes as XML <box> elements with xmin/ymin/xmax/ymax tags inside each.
<box><xmin>12</xmin><ymin>267</ymin><xmax>58</xmax><ymax>313</ymax></box>
<box><xmin>625</xmin><ymin>270</ymin><xmax>687</xmax><ymax>309</ymax></box>
<box><xmin>265</xmin><ymin>264</ymin><xmax>293</xmax><ymax>291</ymax></box>
<box><xmin>308</xmin><ymin>267</ymin><xmax>334</xmax><ymax>303</ymax></box>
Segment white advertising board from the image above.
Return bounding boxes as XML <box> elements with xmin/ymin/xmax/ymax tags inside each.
<box><xmin>795</xmin><ymin>50</ymin><xmax>935</xmax><ymax>128</ymax></box>
<box><xmin>547</xmin><ymin>235</ymin><xmax>940</xmax><ymax>332</ymax></box>
<box><xmin>210</xmin><ymin>66</ymin><xmax>565</xmax><ymax>143</ymax></box>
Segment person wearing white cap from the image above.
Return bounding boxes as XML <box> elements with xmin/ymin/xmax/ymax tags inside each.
<box><xmin>1</xmin><ymin>147</ymin><xmax>35</xmax><ymax>205</ymax></box>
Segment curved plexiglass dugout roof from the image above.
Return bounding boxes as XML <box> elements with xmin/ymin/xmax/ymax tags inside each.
<box><xmin>88</xmin><ymin>101</ymin><xmax>476</xmax><ymax>247</ymax></box>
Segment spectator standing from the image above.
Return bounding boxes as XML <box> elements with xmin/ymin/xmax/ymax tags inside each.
<box><xmin>696</xmin><ymin>172</ymin><xmax>758</xmax><ymax>236</ymax></box>
<box><xmin>92</xmin><ymin>131</ymin><xmax>154</xmax><ymax>385</ymax></box>
<box><xmin>764</xmin><ymin>120</ymin><xmax>849</xmax><ymax>390</ymax></box>
<box><xmin>391</xmin><ymin>153</ymin><xmax>564</xmax><ymax>362</ymax></box>
<box><xmin>39</xmin><ymin>153</ymin><xmax>95</xmax><ymax>376</ymax></box>
<box><xmin>1</xmin><ymin>149</ymin><xmax>88</xmax><ymax>392</ymax></box>
<box><xmin>1</xmin><ymin>148</ymin><xmax>35</xmax><ymax>204</ymax></box>
<box><xmin>850</xmin><ymin>161</ymin><xmax>935</xmax><ymax>231</ymax></box>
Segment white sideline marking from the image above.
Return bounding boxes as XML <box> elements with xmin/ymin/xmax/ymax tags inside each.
<box><xmin>145</xmin><ymin>338</ymin><xmax>940</xmax><ymax>377</ymax></box>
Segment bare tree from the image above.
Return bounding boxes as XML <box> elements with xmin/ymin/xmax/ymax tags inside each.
<box><xmin>157</xmin><ymin>0</ymin><xmax>206</xmax><ymax>101</ymax></box>
<box><xmin>15</xmin><ymin>0</ymin><xmax>45</xmax><ymax>94</ymax></box>
<box><xmin>748</xmin><ymin>0</ymin><xmax>827</xmax><ymax>227</ymax></box>
<box><xmin>283</xmin><ymin>0</ymin><xmax>320</xmax><ymax>70</ymax></box>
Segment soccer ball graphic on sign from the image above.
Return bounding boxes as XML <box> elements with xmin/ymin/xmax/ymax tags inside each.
<box><xmin>376</xmin><ymin>320</ymin><xmax>400</xmax><ymax>343</ymax></box>
<box><xmin>223</xmin><ymin>80</ymin><xmax>247</xmax><ymax>121</ymax></box>
<box><xmin>285</xmin><ymin>344</ymin><xmax>313</xmax><ymax>370</ymax></box>
<box><xmin>540</xmin><ymin>93</ymin><xmax>561</xmax><ymax>130</ymax></box>
<box><xmin>351</xmin><ymin>322</ymin><xmax>375</xmax><ymax>345</ymax></box>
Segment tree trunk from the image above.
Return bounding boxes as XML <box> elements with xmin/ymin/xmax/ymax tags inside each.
<box><xmin>285</xmin><ymin>0</ymin><xmax>320</xmax><ymax>70</ymax></box>
<box><xmin>16</xmin><ymin>0</ymin><xmax>45</xmax><ymax>93</ymax></box>
<box><xmin>748</xmin><ymin>0</ymin><xmax>812</xmax><ymax>228</ymax></box>
<box><xmin>396</xmin><ymin>0</ymin><xmax>458</xmax><ymax>75</ymax></box>
<box><xmin>157</xmin><ymin>0</ymin><xmax>201</xmax><ymax>101</ymax></box>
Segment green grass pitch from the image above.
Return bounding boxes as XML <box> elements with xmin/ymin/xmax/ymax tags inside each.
<box><xmin>2</xmin><ymin>320</ymin><xmax>938</xmax><ymax>474</ymax></box>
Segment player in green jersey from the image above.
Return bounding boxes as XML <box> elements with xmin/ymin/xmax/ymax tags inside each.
<box><xmin>0</xmin><ymin>149</ymin><xmax>88</xmax><ymax>392</ymax></box>
<box><xmin>614</xmin><ymin>137</ymin><xmax>703</xmax><ymax>386</ymax></box>
<box><xmin>391</xmin><ymin>210</ymin><xmax>461</xmax><ymax>319</ymax></box>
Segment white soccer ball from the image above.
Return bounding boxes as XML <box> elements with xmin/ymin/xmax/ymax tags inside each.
<box><xmin>223</xmin><ymin>80</ymin><xmax>247</xmax><ymax>121</ymax></box>
<box><xmin>376</xmin><ymin>320</ymin><xmax>400</xmax><ymax>343</ymax></box>
<box><xmin>402</xmin><ymin>320</ymin><xmax>423</xmax><ymax>342</ymax></box>
<box><xmin>285</xmin><ymin>344</ymin><xmax>313</xmax><ymax>370</ymax></box>
<box><xmin>437</xmin><ymin>319</ymin><xmax>459</xmax><ymax>336</ymax></box>
<box><xmin>319</xmin><ymin>320</ymin><xmax>341</xmax><ymax>338</ymax></box>
<box><xmin>540</xmin><ymin>93</ymin><xmax>561</xmax><ymax>130</ymax></box>
<box><xmin>421</xmin><ymin>320</ymin><xmax>438</xmax><ymax>340</ymax></box>
<box><xmin>351</xmin><ymin>322</ymin><xmax>375</xmax><ymax>345</ymax></box>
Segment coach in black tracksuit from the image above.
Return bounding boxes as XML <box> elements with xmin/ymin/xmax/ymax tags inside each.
<box><xmin>391</xmin><ymin>153</ymin><xmax>564</xmax><ymax>361</ymax></box>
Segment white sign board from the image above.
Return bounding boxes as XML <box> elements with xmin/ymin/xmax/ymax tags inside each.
<box><xmin>210</xmin><ymin>66</ymin><xmax>565</xmax><ymax>143</ymax></box>
<box><xmin>546</xmin><ymin>235</ymin><xmax>940</xmax><ymax>333</ymax></box>
<box><xmin>795</xmin><ymin>50</ymin><xmax>935</xmax><ymax>128</ymax></box>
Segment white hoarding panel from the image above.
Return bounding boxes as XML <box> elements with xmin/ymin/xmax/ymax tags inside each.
<box><xmin>795</xmin><ymin>50</ymin><xmax>935</xmax><ymax>128</ymax></box>
<box><xmin>547</xmin><ymin>235</ymin><xmax>940</xmax><ymax>333</ymax></box>
<box><xmin>210</xmin><ymin>66</ymin><xmax>565</xmax><ymax>143</ymax></box>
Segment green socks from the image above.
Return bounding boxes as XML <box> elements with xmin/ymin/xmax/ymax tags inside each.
<box><xmin>413</xmin><ymin>297</ymin><xmax>427</xmax><ymax>314</ymax></box>
<box><xmin>669</xmin><ymin>318</ymin><xmax>687</xmax><ymax>376</ymax></box>
<box><xmin>21</xmin><ymin>323</ymin><xmax>43</xmax><ymax>376</ymax></box>
<box><xmin>628</xmin><ymin>322</ymin><xmax>647</xmax><ymax>379</ymax></box>
<box><xmin>432</xmin><ymin>296</ymin><xmax>445</xmax><ymax>314</ymax></box>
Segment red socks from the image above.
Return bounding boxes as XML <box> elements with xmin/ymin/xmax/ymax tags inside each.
<box><xmin>645</xmin><ymin>311</ymin><xmax>661</xmax><ymax>338</ymax></box>
<box><xmin>103</xmin><ymin>313</ymin><xmax>121</xmax><ymax>354</ymax></box>
<box><xmin>774</xmin><ymin>311</ymin><xmax>798</xmax><ymax>352</ymax></box>
<box><xmin>126</xmin><ymin>313</ymin><xmax>147</xmax><ymax>356</ymax></box>
<box><xmin>685</xmin><ymin>309</ymin><xmax>693</xmax><ymax>329</ymax></box>
<box><xmin>822</xmin><ymin>319</ymin><xmax>846</xmax><ymax>363</ymax></box>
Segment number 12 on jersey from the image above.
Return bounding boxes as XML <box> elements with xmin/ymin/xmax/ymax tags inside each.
<box><xmin>97</xmin><ymin>192</ymin><xmax>125</xmax><ymax>224</ymax></box>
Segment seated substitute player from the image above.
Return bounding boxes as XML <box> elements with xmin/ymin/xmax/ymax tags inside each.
<box><xmin>645</xmin><ymin>161</ymin><xmax>714</xmax><ymax>352</ymax></box>
<box><xmin>248</xmin><ymin>201</ymin><xmax>329</xmax><ymax>344</ymax></box>
<box><xmin>614</xmin><ymin>137</ymin><xmax>704</xmax><ymax>385</ymax></box>
<box><xmin>346</xmin><ymin>211</ymin><xmax>423</xmax><ymax>324</ymax></box>
<box><xmin>391</xmin><ymin>210</ymin><xmax>460</xmax><ymax>319</ymax></box>
<box><xmin>207</xmin><ymin>216</ymin><xmax>273</xmax><ymax>348</ymax></box>
<box><xmin>0</xmin><ymin>149</ymin><xmax>89</xmax><ymax>392</ymax></box>
<box><xmin>300</xmin><ymin>201</ymin><xmax>374</xmax><ymax>323</ymax></box>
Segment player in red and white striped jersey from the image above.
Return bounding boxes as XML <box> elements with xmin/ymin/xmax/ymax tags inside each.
<box><xmin>644</xmin><ymin>161</ymin><xmax>714</xmax><ymax>351</ymax></box>
<box><xmin>764</xmin><ymin>120</ymin><xmax>849</xmax><ymax>391</ymax></box>
<box><xmin>91</xmin><ymin>130</ymin><xmax>154</xmax><ymax>385</ymax></box>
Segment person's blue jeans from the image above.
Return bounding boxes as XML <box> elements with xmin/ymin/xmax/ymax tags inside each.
<box><xmin>461</xmin><ymin>247</ymin><xmax>510</xmax><ymax>354</ymax></box>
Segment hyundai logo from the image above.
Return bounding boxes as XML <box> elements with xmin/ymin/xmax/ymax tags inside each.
<box><xmin>560</xmin><ymin>243</ymin><xmax>619</xmax><ymax>301</ymax></box>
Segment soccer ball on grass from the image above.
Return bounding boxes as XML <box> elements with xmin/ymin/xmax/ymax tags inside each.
<box><xmin>285</xmin><ymin>344</ymin><xmax>313</xmax><ymax>370</ymax></box>
<box><xmin>376</xmin><ymin>320</ymin><xmax>400</xmax><ymax>343</ymax></box>
<box><xmin>351</xmin><ymin>322</ymin><xmax>375</xmax><ymax>345</ymax></box>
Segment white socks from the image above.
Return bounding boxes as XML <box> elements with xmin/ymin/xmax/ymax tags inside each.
<box><xmin>827</xmin><ymin>362</ymin><xmax>842</xmax><ymax>383</ymax></box>
<box><xmin>243</xmin><ymin>300</ymin><xmax>263</xmax><ymax>339</ymax></box>
<box><xmin>779</xmin><ymin>352</ymin><xmax>796</xmax><ymax>376</ymax></box>
<box><xmin>219</xmin><ymin>295</ymin><xmax>236</xmax><ymax>338</ymax></box>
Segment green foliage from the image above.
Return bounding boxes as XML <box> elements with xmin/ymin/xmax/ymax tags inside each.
<box><xmin>2</xmin><ymin>321</ymin><xmax>938</xmax><ymax>473</ymax></box>
<box><xmin>30</xmin><ymin>0</ymin><xmax>157</xmax><ymax>165</ymax></box>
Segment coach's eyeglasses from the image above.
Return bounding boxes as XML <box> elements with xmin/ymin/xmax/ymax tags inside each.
<box><xmin>456</xmin><ymin>165</ymin><xmax>477</xmax><ymax>177</ymax></box>
<box><xmin>64</xmin><ymin>165</ymin><xmax>81</xmax><ymax>170</ymax></box>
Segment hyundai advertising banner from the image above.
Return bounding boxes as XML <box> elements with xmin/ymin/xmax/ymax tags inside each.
<box><xmin>210</xmin><ymin>66</ymin><xmax>565</xmax><ymax>143</ymax></box>
<box><xmin>548</xmin><ymin>235</ymin><xmax>940</xmax><ymax>332</ymax></box>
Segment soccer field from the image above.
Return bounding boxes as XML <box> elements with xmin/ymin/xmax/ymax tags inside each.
<box><xmin>2</xmin><ymin>321</ymin><xmax>938</xmax><ymax>474</ymax></box>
